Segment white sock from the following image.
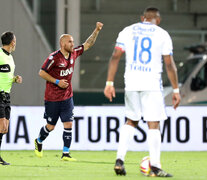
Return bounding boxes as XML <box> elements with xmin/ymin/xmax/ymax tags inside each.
<box><xmin>117</xmin><ymin>124</ymin><xmax>135</xmax><ymax>161</ymax></box>
<box><xmin>147</xmin><ymin>129</ymin><xmax>161</xmax><ymax>168</ymax></box>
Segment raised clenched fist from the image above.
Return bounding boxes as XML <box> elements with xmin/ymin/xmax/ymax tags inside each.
<box><xmin>96</xmin><ymin>22</ymin><xmax>103</xmax><ymax>31</ymax></box>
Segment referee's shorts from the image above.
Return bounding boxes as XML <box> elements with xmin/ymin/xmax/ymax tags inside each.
<box><xmin>0</xmin><ymin>91</ymin><xmax>11</xmax><ymax>120</ymax></box>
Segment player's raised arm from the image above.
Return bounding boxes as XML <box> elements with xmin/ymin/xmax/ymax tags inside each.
<box><xmin>104</xmin><ymin>48</ymin><xmax>123</xmax><ymax>102</ymax></box>
<box><xmin>83</xmin><ymin>22</ymin><xmax>103</xmax><ymax>51</ymax></box>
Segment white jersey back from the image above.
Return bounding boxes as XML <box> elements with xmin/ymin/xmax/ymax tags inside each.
<box><xmin>116</xmin><ymin>22</ymin><xmax>173</xmax><ymax>91</ymax></box>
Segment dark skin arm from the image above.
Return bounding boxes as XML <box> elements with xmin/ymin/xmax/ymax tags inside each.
<box><xmin>104</xmin><ymin>48</ymin><xmax>123</xmax><ymax>102</ymax></box>
<box><xmin>163</xmin><ymin>55</ymin><xmax>181</xmax><ymax>109</ymax></box>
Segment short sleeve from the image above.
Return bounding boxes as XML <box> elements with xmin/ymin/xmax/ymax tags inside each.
<box><xmin>73</xmin><ymin>45</ymin><xmax>84</xmax><ymax>59</ymax></box>
<box><xmin>162</xmin><ymin>32</ymin><xmax>173</xmax><ymax>56</ymax></box>
<box><xmin>41</xmin><ymin>55</ymin><xmax>56</xmax><ymax>72</ymax></box>
<box><xmin>115</xmin><ymin>30</ymin><xmax>126</xmax><ymax>52</ymax></box>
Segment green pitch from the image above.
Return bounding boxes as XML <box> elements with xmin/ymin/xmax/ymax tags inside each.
<box><xmin>0</xmin><ymin>151</ymin><xmax>207</xmax><ymax>180</ymax></box>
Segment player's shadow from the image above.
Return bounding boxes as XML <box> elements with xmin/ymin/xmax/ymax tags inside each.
<box><xmin>77</xmin><ymin>160</ymin><xmax>137</xmax><ymax>165</ymax></box>
<box><xmin>77</xmin><ymin>160</ymin><xmax>113</xmax><ymax>165</ymax></box>
<box><xmin>10</xmin><ymin>164</ymin><xmax>66</xmax><ymax>168</ymax></box>
<box><xmin>11</xmin><ymin>161</ymin><xmax>137</xmax><ymax>167</ymax></box>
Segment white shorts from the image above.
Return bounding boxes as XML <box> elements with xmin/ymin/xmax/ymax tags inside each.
<box><xmin>125</xmin><ymin>91</ymin><xmax>167</xmax><ymax>121</ymax></box>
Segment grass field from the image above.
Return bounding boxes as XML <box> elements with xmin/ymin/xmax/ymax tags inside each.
<box><xmin>0</xmin><ymin>150</ymin><xmax>206</xmax><ymax>180</ymax></box>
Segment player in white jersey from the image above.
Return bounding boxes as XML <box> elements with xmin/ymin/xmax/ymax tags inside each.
<box><xmin>104</xmin><ymin>7</ymin><xmax>181</xmax><ymax>177</ymax></box>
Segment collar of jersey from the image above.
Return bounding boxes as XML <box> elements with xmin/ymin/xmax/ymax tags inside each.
<box><xmin>1</xmin><ymin>48</ymin><xmax>10</xmax><ymax>56</ymax></box>
<box><xmin>58</xmin><ymin>50</ymin><xmax>71</xmax><ymax>60</ymax></box>
<box><xmin>141</xmin><ymin>22</ymin><xmax>153</xmax><ymax>25</ymax></box>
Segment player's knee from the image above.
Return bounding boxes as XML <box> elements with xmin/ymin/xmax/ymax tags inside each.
<box><xmin>126</xmin><ymin>119</ymin><xmax>138</xmax><ymax>127</ymax></box>
<box><xmin>1</xmin><ymin>128</ymin><xmax>8</xmax><ymax>134</ymax></box>
<box><xmin>63</xmin><ymin>121</ymin><xmax>73</xmax><ymax>129</ymax></box>
<box><xmin>46</xmin><ymin>124</ymin><xmax>55</xmax><ymax>131</ymax></box>
<box><xmin>147</xmin><ymin>121</ymin><xmax>160</xmax><ymax>129</ymax></box>
<box><xmin>4</xmin><ymin>130</ymin><xmax>8</xmax><ymax>134</ymax></box>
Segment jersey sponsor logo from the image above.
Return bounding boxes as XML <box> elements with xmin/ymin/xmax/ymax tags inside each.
<box><xmin>130</xmin><ymin>63</ymin><xmax>151</xmax><ymax>72</ymax></box>
<box><xmin>0</xmin><ymin>64</ymin><xmax>11</xmax><ymax>72</ymax></box>
<box><xmin>133</xmin><ymin>25</ymin><xmax>155</xmax><ymax>33</ymax></box>
<box><xmin>60</xmin><ymin>67</ymin><xmax>73</xmax><ymax>76</ymax></box>
<box><xmin>59</xmin><ymin>63</ymin><xmax>65</xmax><ymax>67</ymax></box>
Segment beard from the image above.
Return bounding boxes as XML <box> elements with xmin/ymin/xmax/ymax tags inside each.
<box><xmin>65</xmin><ymin>46</ymin><xmax>73</xmax><ymax>53</ymax></box>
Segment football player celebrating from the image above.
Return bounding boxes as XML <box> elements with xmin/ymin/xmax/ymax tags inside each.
<box><xmin>35</xmin><ymin>22</ymin><xmax>103</xmax><ymax>161</ymax></box>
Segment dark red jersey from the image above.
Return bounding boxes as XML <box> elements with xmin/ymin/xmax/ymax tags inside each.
<box><xmin>41</xmin><ymin>45</ymin><xmax>84</xmax><ymax>101</ymax></box>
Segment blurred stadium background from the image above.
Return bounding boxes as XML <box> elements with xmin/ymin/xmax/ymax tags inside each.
<box><xmin>1</xmin><ymin>0</ymin><xmax>207</xmax><ymax>106</ymax></box>
<box><xmin>1</xmin><ymin>2</ymin><xmax>207</xmax><ymax>179</ymax></box>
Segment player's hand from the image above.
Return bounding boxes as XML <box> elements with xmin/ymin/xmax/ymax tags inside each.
<box><xmin>15</xmin><ymin>75</ymin><xmax>22</xmax><ymax>83</ymax></box>
<box><xmin>104</xmin><ymin>85</ymin><xmax>115</xmax><ymax>102</ymax></box>
<box><xmin>58</xmin><ymin>79</ymin><xmax>69</xmax><ymax>89</ymax></box>
<box><xmin>172</xmin><ymin>93</ymin><xmax>181</xmax><ymax>109</ymax></box>
<box><xmin>96</xmin><ymin>22</ymin><xmax>103</xmax><ymax>31</ymax></box>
